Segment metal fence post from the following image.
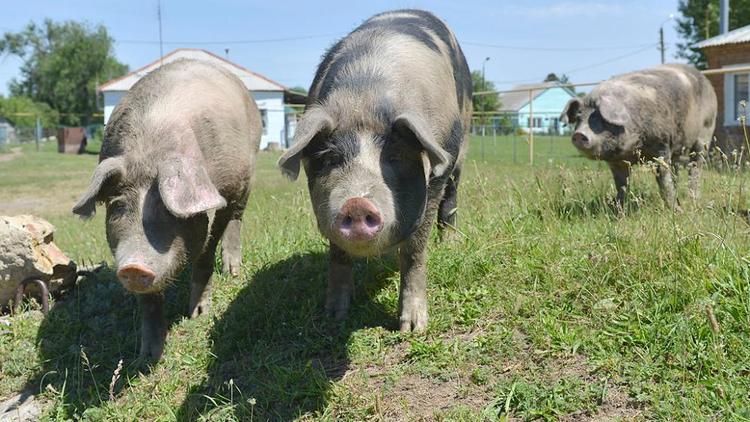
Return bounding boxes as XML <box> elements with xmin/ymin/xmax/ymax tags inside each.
<box><xmin>528</xmin><ymin>89</ymin><xmax>534</xmax><ymax>166</ymax></box>
<box><xmin>480</xmin><ymin>127</ymin><xmax>485</xmax><ymax>161</ymax></box>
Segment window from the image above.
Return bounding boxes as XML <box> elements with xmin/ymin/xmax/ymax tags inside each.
<box><xmin>260</xmin><ymin>109</ymin><xmax>268</xmax><ymax>135</ymax></box>
<box><xmin>735</xmin><ymin>74</ymin><xmax>749</xmax><ymax>121</ymax></box>
<box><xmin>526</xmin><ymin>117</ymin><xmax>543</xmax><ymax>128</ymax></box>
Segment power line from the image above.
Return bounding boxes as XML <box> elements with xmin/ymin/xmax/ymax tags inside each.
<box><xmin>463</xmin><ymin>41</ymin><xmax>656</xmax><ymax>52</ymax></box>
<box><xmin>491</xmin><ymin>44</ymin><xmax>657</xmax><ymax>86</ymax></box>
<box><xmin>115</xmin><ymin>33</ymin><xmax>341</xmax><ymax>45</ymax></box>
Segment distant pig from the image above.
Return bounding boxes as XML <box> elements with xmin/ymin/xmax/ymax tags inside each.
<box><xmin>73</xmin><ymin>59</ymin><xmax>261</xmax><ymax>359</ymax></box>
<box><xmin>278</xmin><ymin>9</ymin><xmax>472</xmax><ymax>332</ymax></box>
<box><xmin>560</xmin><ymin>64</ymin><xmax>717</xmax><ymax>209</ymax></box>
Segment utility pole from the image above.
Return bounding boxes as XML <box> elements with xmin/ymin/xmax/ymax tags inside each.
<box><xmin>158</xmin><ymin>0</ymin><xmax>164</xmax><ymax>66</ymax></box>
<box><xmin>720</xmin><ymin>0</ymin><xmax>729</xmax><ymax>34</ymax></box>
<box><xmin>659</xmin><ymin>26</ymin><xmax>665</xmax><ymax>64</ymax></box>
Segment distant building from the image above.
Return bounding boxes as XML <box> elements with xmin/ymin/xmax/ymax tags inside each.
<box><xmin>496</xmin><ymin>81</ymin><xmax>577</xmax><ymax>134</ymax></box>
<box><xmin>99</xmin><ymin>48</ymin><xmax>306</xmax><ymax>150</ymax></box>
<box><xmin>0</xmin><ymin>118</ymin><xmax>16</xmax><ymax>147</ymax></box>
<box><xmin>695</xmin><ymin>25</ymin><xmax>750</xmax><ymax>154</ymax></box>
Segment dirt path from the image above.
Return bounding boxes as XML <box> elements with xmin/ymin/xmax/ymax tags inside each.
<box><xmin>0</xmin><ymin>147</ymin><xmax>22</xmax><ymax>163</ymax></box>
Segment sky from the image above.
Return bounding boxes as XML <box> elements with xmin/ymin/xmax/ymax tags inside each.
<box><xmin>0</xmin><ymin>0</ymin><xmax>685</xmax><ymax>96</ymax></box>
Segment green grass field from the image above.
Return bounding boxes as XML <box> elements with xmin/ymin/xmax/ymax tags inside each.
<box><xmin>1</xmin><ymin>137</ymin><xmax>750</xmax><ymax>421</ymax></box>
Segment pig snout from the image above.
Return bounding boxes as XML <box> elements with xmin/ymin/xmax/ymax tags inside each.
<box><xmin>572</xmin><ymin>132</ymin><xmax>590</xmax><ymax>148</ymax></box>
<box><xmin>335</xmin><ymin>197</ymin><xmax>383</xmax><ymax>241</ymax></box>
<box><xmin>117</xmin><ymin>263</ymin><xmax>156</xmax><ymax>292</ymax></box>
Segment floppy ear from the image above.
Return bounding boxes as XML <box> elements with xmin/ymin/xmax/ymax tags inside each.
<box><xmin>393</xmin><ymin>112</ymin><xmax>452</xmax><ymax>178</ymax></box>
<box><xmin>72</xmin><ymin>156</ymin><xmax>125</xmax><ymax>219</ymax></box>
<box><xmin>598</xmin><ymin>94</ymin><xmax>630</xmax><ymax>126</ymax></box>
<box><xmin>560</xmin><ymin>98</ymin><xmax>582</xmax><ymax>125</ymax></box>
<box><xmin>158</xmin><ymin>156</ymin><xmax>226</xmax><ymax>219</ymax></box>
<box><xmin>278</xmin><ymin>107</ymin><xmax>334</xmax><ymax>181</ymax></box>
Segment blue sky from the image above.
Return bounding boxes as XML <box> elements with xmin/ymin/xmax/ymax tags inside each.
<box><xmin>1</xmin><ymin>0</ymin><xmax>684</xmax><ymax>96</ymax></box>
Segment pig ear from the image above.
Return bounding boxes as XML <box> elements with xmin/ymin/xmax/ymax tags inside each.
<box><xmin>72</xmin><ymin>157</ymin><xmax>125</xmax><ymax>219</ymax></box>
<box><xmin>278</xmin><ymin>108</ymin><xmax>334</xmax><ymax>181</ymax></box>
<box><xmin>394</xmin><ymin>112</ymin><xmax>452</xmax><ymax>178</ymax></box>
<box><xmin>598</xmin><ymin>95</ymin><xmax>630</xmax><ymax>126</ymax></box>
<box><xmin>560</xmin><ymin>98</ymin><xmax>582</xmax><ymax>125</ymax></box>
<box><xmin>158</xmin><ymin>157</ymin><xmax>227</xmax><ymax>219</ymax></box>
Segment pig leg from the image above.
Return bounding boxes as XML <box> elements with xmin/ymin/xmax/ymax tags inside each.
<box><xmin>139</xmin><ymin>293</ymin><xmax>167</xmax><ymax>360</ymax></box>
<box><xmin>221</xmin><ymin>218</ymin><xmax>243</xmax><ymax>276</ymax></box>
<box><xmin>437</xmin><ymin>166</ymin><xmax>461</xmax><ymax>238</ymax></box>
<box><xmin>655</xmin><ymin>156</ymin><xmax>678</xmax><ymax>210</ymax></box>
<box><xmin>189</xmin><ymin>215</ymin><xmax>228</xmax><ymax>318</ymax></box>
<box><xmin>326</xmin><ymin>243</ymin><xmax>353</xmax><ymax>320</ymax></box>
<box><xmin>398</xmin><ymin>199</ymin><xmax>438</xmax><ymax>332</ymax></box>
<box><xmin>608</xmin><ymin>161</ymin><xmax>630</xmax><ymax>212</ymax></box>
<box><xmin>687</xmin><ymin>149</ymin><xmax>705</xmax><ymax>201</ymax></box>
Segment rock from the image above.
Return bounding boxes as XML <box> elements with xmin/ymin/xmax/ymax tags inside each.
<box><xmin>0</xmin><ymin>392</ymin><xmax>42</xmax><ymax>422</ymax></box>
<box><xmin>0</xmin><ymin>215</ymin><xmax>77</xmax><ymax>308</ymax></box>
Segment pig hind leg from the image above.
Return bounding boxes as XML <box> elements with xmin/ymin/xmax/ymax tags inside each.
<box><xmin>608</xmin><ymin>161</ymin><xmax>630</xmax><ymax>213</ymax></box>
<box><xmin>221</xmin><ymin>214</ymin><xmax>243</xmax><ymax>276</ymax></box>
<box><xmin>655</xmin><ymin>156</ymin><xmax>679</xmax><ymax>210</ymax></box>
<box><xmin>139</xmin><ymin>293</ymin><xmax>167</xmax><ymax>360</ymax></box>
<box><xmin>437</xmin><ymin>166</ymin><xmax>461</xmax><ymax>237</ymax></box>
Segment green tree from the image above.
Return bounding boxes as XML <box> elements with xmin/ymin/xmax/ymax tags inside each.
<box><xmin>289</xmin><ymin>85</ymin><xmax>308</xmax><ymax>95</ymax></box>
<box><xmin>472</xmin><ymin>70</ymin><xmax>501</xmax><ymax>126</ymax></box>
<box><xmin>0</xmin><ymin>95</ymin><xmax>59</xmax><ymax>128</ymax></box>
<box><xmin>0</xmin><ymin>19</ymin><xmax>128</xmax><ymax>125</ymax></box>
<box><xmin>676</xmin><ymin>0</ymin><xmax>750</xmax><ymax>69</ymax></box>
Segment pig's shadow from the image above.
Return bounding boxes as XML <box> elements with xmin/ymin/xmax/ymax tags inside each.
<box><xmin>18</xmin><ymin>266</ymin><xmax>195</xmax><ymax>413</ymax></box>
<box><xmin>176</xmin><ymin>251</ymin><xmax>397</xmax><ymax>421</ymax></box>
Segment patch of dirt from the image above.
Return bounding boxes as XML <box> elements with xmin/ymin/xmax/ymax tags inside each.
<box><xmin>0</xmin><ymin>198</ymin><xmax>46</xmax><ymax>215</ymax></box>
<box><xmin>0</xmin><ymin>392</ymin><xmax>44</xmax><ymax>422</ymax></box>
<box><xmin>0</xmin><ymin>147</ymin><xmax>22</xmax><ymax>163</ymax></box>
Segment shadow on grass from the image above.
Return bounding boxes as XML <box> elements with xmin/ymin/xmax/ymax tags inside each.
<box><xmin>16</xmin><ymin>266</ymin><xmax>194</xmax><ymax>416</ymax></box>
<box><xmin>176</xmin><ymin>251</ymin><xmax>397</xmax><ymax>421</ymax></box>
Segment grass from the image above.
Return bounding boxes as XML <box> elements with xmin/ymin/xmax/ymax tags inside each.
<box><xmin>0</xmin><ymin>136</ymin><xmax>749</xmax><ymax>420</ymax></box>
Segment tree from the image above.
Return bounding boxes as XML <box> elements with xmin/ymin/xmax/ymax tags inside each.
<box><xmin>289</xmin><ymin>85</ymin><xmax>308</xmax><ymax>95</ymax></box>
<box><xmin>0</xmin><ymin>19</ymin><xmax>128</xmax><ymax>125</ymax></box>
<box><xmin>471</xmin><ymin>70</ymin><xmax>501</xmax><ymax>126</ymax></box>
<box><xmin>676</xmin><ymin>0</ymin><xmax>750</xmax><ymax>69</ymax></box>
<box><xmin>0</xmin><ymin>96</ymin><xmax>59</xmax><ymax>128</ymax></box>
<box><xmin>543</xmin><ymin>73</ymin><xmax>570</xmax><ymax>84</ymax></box>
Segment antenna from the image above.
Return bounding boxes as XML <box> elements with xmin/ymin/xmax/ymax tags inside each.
<box><xmin>157</xmin><ymin>0</ymin><xmax>164</xmax><ymax>65</ymax></box>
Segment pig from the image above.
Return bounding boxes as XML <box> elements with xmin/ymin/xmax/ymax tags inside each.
<box><xmin>560</xmin><ymin>63</ymin><xmax>717</xmax><ymax>210</ymax></box>
<box><xmin>72</xmin><ymin>59</ymin><xmax>261</xmax><ymax>359</ymax></box>
<box><xmin>278</xmin><ymin>9</ymin><xmax>472</xmax><ymax>332</ymax></box>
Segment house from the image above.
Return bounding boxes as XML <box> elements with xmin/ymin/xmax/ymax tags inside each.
<box><xmin>495</xmin><ymin>81</ymin><xmax>577</xmax><ymax>134</ymax></box>
<box><xmin>695</xmin><ymin>25</ymin><xmax>750</xmax><ymax>154</ymax></box>
<box><xmin>0</xmin><ymin>117</ymin><xmax>16</xmax><ymax>147</ymax></box>
<box><xmin>99</xmin><ymin>48</ymin><xmax>306</xmax><ymax>150</ymax></box>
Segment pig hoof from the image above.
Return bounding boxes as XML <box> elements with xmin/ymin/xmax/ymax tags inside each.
<box><xmin>139</xmin><ymin>340</ymin><xmax>165</xmax><ymax>361</ymax></box>
<box><xmin>189</xmin><ymin>299</ymin><xmax>212</xmax><ymax>318</ymax></box>
<box><xmin>222</xmin><ymin>259</ymin><xmax>241</xmax><ymax>276</ymax></box>
<box><xmin>399</xmin><ymin>302</ymin><xmax>428</xmax><ymax>333</ymax></box>
<box><xmin>325</xmin><ymin>296</ymin><xmax>351</xmax><ymax>321</ymax></box>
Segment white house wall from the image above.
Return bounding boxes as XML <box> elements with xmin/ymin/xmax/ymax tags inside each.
<box><xmin>251</xmin><ymin>91</ymin><xmax>285</xmax><ymax>150</ymax></box>
<box><xmin>103</xmin><ymin>90</ymin><xmax>286</xmax><ymax>150</ymax></box>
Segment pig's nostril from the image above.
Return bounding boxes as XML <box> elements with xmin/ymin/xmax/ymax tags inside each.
<box><xmin>365</xmin><ymin>214</ymin><xmax>379</xmax><ymax>228</ymax></box>
<box><xmin>342</xmin><ymin>216</ymin><xmax>353</xmax><ymax>229</ymax></box>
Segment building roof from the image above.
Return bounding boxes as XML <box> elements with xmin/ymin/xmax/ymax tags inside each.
<box><xmin>694</xmin><ymin>24</ymin><xmax>750</xmax><ymax>49</ymax></box>
<box><xmin>99</xmin><ymin>48</ymin><xmax>288</xmax><ymax>92</ymax></box>
<box><xmin>498</xmin><ymin>81</ymin><xmax>575</xmax><ymax>112</ymax></box>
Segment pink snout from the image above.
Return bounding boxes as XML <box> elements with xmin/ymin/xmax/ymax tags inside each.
<box><xmin>336</xmin><ymin>197</ymin><xmax>383</xmax><ymax>242</ymax></box>
<box><xmin>572</xmin><ymin>132</ymin><xmax>590</xmax><ymax>148</ymax></box>
<box><xmin>117</xmin><ymin>263</ymin><xmax>156</xmax><ymax>292</ymax></box>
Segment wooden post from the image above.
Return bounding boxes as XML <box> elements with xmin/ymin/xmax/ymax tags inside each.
<box><xmin>528</xmin><ymin>89</ymin><xmax>534</xmax><ymax>166</ymax></box>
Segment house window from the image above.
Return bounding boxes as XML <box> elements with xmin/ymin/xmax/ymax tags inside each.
<box><xmin>734</xmin><ymin>74</ymin><xmax>749</xmax><ymax>121</ymax></box>
<box><xmin>260</xmin><ymin>109</ymin><xmax>268</xmax><ymax>135</ymax></box>
<box><xmin>527</xmin><ymin>117</ymin><xmax>543</xmax><ymax>127</ymax></box>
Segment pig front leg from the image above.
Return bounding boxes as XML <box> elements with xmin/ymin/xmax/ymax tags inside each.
<box><xmin>398</xmin><ymin>201</ymin><xmax>437</xmax><ymax>332</ymax></box>
<box><xmin>189</xmin><ymin>248</ymin><xmax>216</xmax><ymax>318</ymax></box>
<box><xmin>221</xmin><ymin>218</ymin><xmax>243</xmax><ymax>276</ymax></box>
<box><xmin>608</xmin><ymin>161</ymin><xmax>630</xmax><ymax>212</ymax></box>
<box><xmin>139</xmin><ymin>293</ymin><xmax>167</xmax><ymax>360</ymax></box>
<box><xmin>326</xmin><ymin>243</ymin><xmax>353</xmax><ymax>320</ymax></box>
<box><xmin>655</xmin><ymin>156</ymin><xmax>679</xmax><ymax>210</ymax></box>
<box><xmin>687</xmin><ymin>149</ymin><xmax>705</xmax><ymax>201</ymax></box>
